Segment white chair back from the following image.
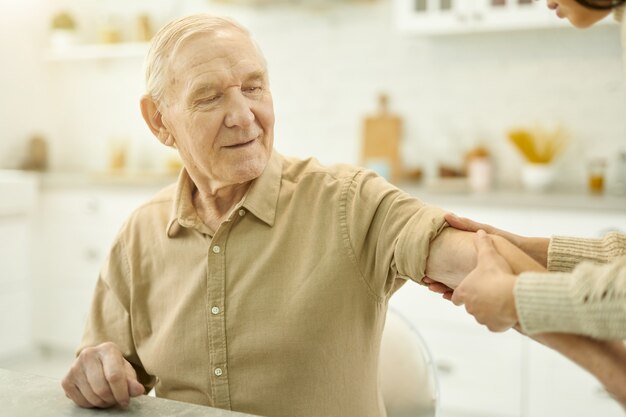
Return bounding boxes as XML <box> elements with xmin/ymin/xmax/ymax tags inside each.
<box><xmin>379</xmin><ymin>308</ymin><xmax>439</xmax><ymax>417</ymax></box>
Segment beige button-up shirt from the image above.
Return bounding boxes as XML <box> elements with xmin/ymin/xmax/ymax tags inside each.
<box><xmin>79</xmin><ymin>151</ymin><xmax>447</xmax><ymax>417</ymax></box>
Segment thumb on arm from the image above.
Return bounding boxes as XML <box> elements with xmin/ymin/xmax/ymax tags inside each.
<box><xmin>474</xmin><ymin>229</ymin><xmax>497</xmax><ymax>257</ymax></box>
<box><xmin>450</xmin><ymin>230</ymin><xmax>496</xmax><ymax>307</ymax></box>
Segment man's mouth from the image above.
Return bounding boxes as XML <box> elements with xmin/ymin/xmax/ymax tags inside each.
<box><xmin>224</xmin><ymin>138</ymin><xmax>257</xmax><ymax>149</ymax></box>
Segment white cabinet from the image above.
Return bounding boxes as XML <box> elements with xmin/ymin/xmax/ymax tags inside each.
<box><xmin>32</xmin><ymin>183</ymin><xmax>163</xmax><ymax>351</ymax></box>
<box><xmin>526</xmin><ymin>342</ymin><xmax>625</xmax><ymax>417</ymax></box>
<box><xmin>391</xmin><ymin>286</ymin><xmax>525</xmax><ymax>417</ymax></box>
<box><xmin>0</xmin><ymin>172</ymin><xmax>38</xmax><ymax>358</ymax></box>
<box><xmin>0</xmin><ymin>220</ymin><xmax>32</xmax><ymax>358</ymax></box>
<box><xmin>394</xmin><ymin>0</ymin><xmax>573</xmax><ymax>34</ymax></box>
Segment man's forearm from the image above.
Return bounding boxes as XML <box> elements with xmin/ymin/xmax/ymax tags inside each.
<box><xmin>425</xmin><ymin>228</ymin><xmax>544</xmax><ymax>289</ymax></box>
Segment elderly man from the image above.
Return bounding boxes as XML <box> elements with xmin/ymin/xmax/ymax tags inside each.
<box><xmin>61</xmin><ymin>13</ymin><xmax>626</xmax><ymax>417</ymax></box>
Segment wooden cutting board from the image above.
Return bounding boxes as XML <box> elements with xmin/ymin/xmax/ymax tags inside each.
<box><xmin>362</xmin><ymin>94</ymin><xmax>402</xmax><ymax>183</ymax></box>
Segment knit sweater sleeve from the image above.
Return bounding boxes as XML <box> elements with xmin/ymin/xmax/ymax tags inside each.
<box><xmin>547</xmin><ymin>232</ymin><xmax>626</xmax><ymax>272</ymax></box>
<box><xmin>514</xmin><ymin>232</ymin><xmax>626</xmax><ymax>340</ymax></box>
<box><xmin>513</xmin><ymin>10</ymin><xmax>626</xmax><ymax>340</ymax></box>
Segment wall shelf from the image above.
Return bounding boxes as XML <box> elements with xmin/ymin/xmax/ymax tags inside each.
<box><xmin>44</xmin><ymin>42</ymin><xmax>150</xmax><ymax>62</ymax></box>
<box><xmin>392</xmin><ymin>0</ymin><xmax>613</xmax><ymax>35</ymax></box>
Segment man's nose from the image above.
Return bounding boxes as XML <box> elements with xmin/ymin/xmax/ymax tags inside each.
<box><xmin>224</xmin><ymin>89</ymin><xmax>254</xmax><ymax>128</ymax></box>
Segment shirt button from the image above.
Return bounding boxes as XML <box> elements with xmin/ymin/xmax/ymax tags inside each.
<box><xmin>238</xmin><ymin>209</ymin><xmax>246</xmax><ymax>217</ymax></box>
<box><xmin>211</xmin><ymin>306</ymin><xmax>220</xmax><ymax>315</ymax></box>
<box><xmin>214</xmin><ymin>368</ymin><xmax>223</xmax><ymax>377</ymax></box>
<box><xmin>212</xmin><ymin>245</ymin><xmax>221</xmax><ymax>254</ymax></box>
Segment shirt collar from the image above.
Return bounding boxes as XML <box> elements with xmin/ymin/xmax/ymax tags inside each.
<box><xmin>241</xmin><ymin>150</ymin><xmax>282</xmax><ymax>227</ymax></box>
<box><xmin>166</xmin><ymin>150</ymin><xmax>282</xmax><ymax>238</ymax></box>
<box><xmin>166</xmin><ymin>168</ymin><xmax>207</xmax><ymax>237</ymax></box>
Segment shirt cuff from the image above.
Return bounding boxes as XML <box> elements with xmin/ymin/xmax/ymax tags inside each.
<box><xmin>395</xmin><ymin>205</ymin><xmax>448</xmax><ymax>285</ymax></box>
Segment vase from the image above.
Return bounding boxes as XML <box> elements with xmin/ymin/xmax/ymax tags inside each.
<box><xmin>521</xmin><ymin>163</ymin><xmax>554</xmax><ymax>192</ymax></box>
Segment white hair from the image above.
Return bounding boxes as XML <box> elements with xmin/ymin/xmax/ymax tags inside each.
<box><xmin>144</xmin><ymin>13</ymin><xmax>264</xmax><ymax>103</ymax></box>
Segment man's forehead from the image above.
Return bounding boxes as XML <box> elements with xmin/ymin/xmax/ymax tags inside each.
<box><xmin>171</xmin><ymin>30</ymin><xmax>255</xmax><ymax>63</ymax></box>
<box><xmin>169</xmin><ymin>31</ymin><xmax>263</xmax><ymax>76</ymax></box>
<box><xmin>176</xmin><ymin>59</ymin><xmax>266</xmax><ymax>90</ymax></box>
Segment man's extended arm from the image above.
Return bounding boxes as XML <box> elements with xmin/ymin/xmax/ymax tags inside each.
<box><xmin>424</xmin><ymin>227</ymin><xmax>544</xmax><ymax>290</ymax></box>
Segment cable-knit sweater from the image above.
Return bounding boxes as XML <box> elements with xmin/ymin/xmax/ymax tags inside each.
<box><xmin>515</xmin><ymin>233</ymin><xmax>626</xmax><ymax>340</ymax></box>
<box><xmin>513</xmin><ymin>8</ymin><xmax>626</xmax><ymax>342</ymax></box>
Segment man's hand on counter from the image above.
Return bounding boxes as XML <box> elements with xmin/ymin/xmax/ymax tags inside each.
<box><xmin>61</xmin><ymin>342</ymin><xmax>145</xmax><ymax>409</ymax></box>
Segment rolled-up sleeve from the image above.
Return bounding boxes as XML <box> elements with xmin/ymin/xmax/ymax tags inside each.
<box><xmin>342</xmin><ymin>169</ymin><xmax>447</xmax><ymax>298</ymax></box>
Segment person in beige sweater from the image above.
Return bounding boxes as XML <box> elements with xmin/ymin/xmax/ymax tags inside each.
<box><xmin>425</xmin><ymin>0</ymin><xmax>626</xmax><ymax>339</ymax></box>
<box><xmin>423</xmin><ymin>0</ymin><xmax>626</xmax><ymax>408</ymax></box>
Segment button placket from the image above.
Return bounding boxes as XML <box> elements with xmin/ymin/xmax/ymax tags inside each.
<box><xmin>206</xmin><ymin>231</ymin><xmax>231</xmax><ymax>408</ymax></box>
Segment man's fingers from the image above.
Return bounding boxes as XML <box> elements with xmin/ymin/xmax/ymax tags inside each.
<box><xmin>423</xmin><ymin>276</ymin><xmax>454</xmax><ymax>294</ymax></box>
<box><xmin>62</xmin><ymin>375</ymin><xmax>94</xmax><ymax>409</ymax></box>
<box><xmin>102</xmin><ymin>350</ymin><xmax>133</xmax><ymax>407</ymax></box>
<box><xmin>124</xmin><ymin>361</ymin><xmax>145</xmax><ymax>397</ymax></box>
<box><xmin>63</xmin><ymin>382</ymin><xmax>95</xmax><ymax>409</ymax></box>
<box><xmin>427</xmin><ymin>282</ymin><xmax>452</xmax><ymax>294</ymax></box>
<box><xmin>75</xmin><ymin>370</ymin><xmax>109</xmax><ymax>408</ymax></box>
<box><xmin>83</xmin><ymin>358</ymin><xmax>116</xmax><ymax>407</ymax></box>
<box><xmin>128</xmin><ymin>379</ymin><xmax>146</xmax><ymax>397</ymax></box>
<box><xmin>62</xmin><ymin>342</ymin><xmax>137</xmax><ymax>409</ymax></box>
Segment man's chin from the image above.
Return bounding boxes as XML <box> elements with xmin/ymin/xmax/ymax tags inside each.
<box><xmin>230</xmin><ymin>159</ymin><xmax>269</xmax><ymax>184</ymax></box>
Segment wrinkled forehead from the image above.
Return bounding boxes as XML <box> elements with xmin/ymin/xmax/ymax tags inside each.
<box><xmin>160</xmin><ymin>29</ymin><xmax>268</xmax><ymax>103</ymax></box>
<box><xmin>169</xmin><ymin>29</ymin><xmax>265</xmax><ymax>74</ymax></box>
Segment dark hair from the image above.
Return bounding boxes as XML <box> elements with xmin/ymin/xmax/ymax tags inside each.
<box><xmin>575</xmin><ymin>0</ymin><xmax>626</xmax><ymax>10</ymax></box>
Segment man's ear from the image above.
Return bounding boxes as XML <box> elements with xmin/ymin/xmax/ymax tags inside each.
<box><xmin>140</xmin><ymin>95</ymin><xmax>176</xmax><ymax>147</ymax></box>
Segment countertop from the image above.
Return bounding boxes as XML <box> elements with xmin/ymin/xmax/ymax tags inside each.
<box><xmin>0</xmin><ymin>368</ymin><xmax>259</xmax><ymax>417</ymax></box>
<box><xmin>0</xmin><ymin>170</ymin><xmax>39</xmax><ymax>215</ymax></box>
<box><xmin>0</xmin><ymin>169</ymin><xmax>178</xmax><ymax>189</ymax></box>
<box><xmin>1</xmin><ymin>169</ymin><xmax>624</xmax><ymax>212</ymax></box>
<box><xmin>400</xmin><ymin>182</ymin><xmax>626</xmax><ymax>212</ymax></box>
<box><xmin>39</xmin><ymin>171</ymin><xmax>179</xmax><ymax>188</ymax></box>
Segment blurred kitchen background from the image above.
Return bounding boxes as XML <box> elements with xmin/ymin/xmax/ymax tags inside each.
<box><xmin>1</xmin><ymin>0</ymin><xmax>625</xmax><ymax>416</ymax></box>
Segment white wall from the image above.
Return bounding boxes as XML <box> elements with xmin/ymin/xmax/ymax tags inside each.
<box><xmin>1</xmin><ymin>0</ymin><xmax>625</xmax><ymax>188</ymax></box>
<box><xmin>1</xmin><ymin>0</ymin><xmax>51</xmax><ymax>168</ymax></box>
